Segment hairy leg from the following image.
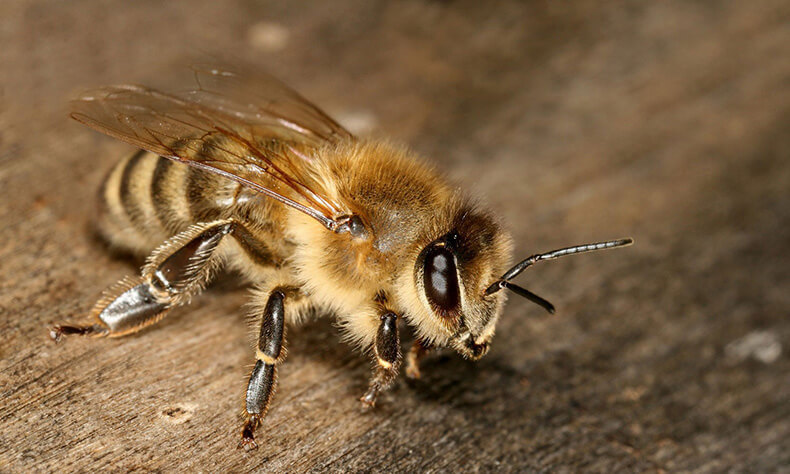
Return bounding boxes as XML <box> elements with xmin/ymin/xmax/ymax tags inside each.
<box><xmin>360</xmin><ymin>311</ymin><xmax>401</xmax><ymax>407</ymax></box>
<box><xmin>239</xmin><ymin>289</ymin><xmax>288</xmax><ymax>450</ymax></box>
<box><xmin>50</xmin><ymin>219</ymin><xmax>234</xmax><ymax>340</ymax></box>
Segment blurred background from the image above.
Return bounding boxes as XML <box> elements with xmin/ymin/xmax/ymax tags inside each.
<box><xmin>1</xmin><ymin>1</ymin><xmax>788</xmax><ymax>471</ymax></box>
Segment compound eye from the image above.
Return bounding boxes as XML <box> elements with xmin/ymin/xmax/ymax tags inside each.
<box><xmin>422</xmin><ymin>245</ymin><xmax>460</xmax><ymax>313</ymax></box>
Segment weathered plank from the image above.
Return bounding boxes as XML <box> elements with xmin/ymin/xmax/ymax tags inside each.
<box><xmin>1</xmin><ymin>1</ymin><xmax>788</xmax><ymax>472</ymax></box>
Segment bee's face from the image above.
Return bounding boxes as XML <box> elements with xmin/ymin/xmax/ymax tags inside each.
<box><xmin>412</xmin><ymin>209</ymin><xmax>512</xmax><ymax>360</ymax></box>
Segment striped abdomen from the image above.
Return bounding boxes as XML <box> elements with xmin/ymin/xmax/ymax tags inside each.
<box><xmin>97</xmin><ymin>150</ymin><xmax>284</xmax><ymax>267</ymax></box>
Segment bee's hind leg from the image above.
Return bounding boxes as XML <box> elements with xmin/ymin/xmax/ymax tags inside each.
<box><xmin>50</xmin><ymin>219</ymin><xmax>235</xmax><ymax>341</ymax></box>
<box><xmin>360</xmin><ymin>311</ymin><xmax>402</xmax><ymax>407</ymax></box>
<box><xmin>239</xmin><ymin>288</ymin><xmax>288</xmax><ymax>451</ymax></box>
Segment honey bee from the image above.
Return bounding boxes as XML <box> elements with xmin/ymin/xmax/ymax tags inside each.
<box><xmin>50</xmin><ymin>64</ymin><xmax>633</xmax><ymax>450</ymax></box>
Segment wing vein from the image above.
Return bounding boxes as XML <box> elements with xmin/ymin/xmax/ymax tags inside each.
<box><xmin>70</xmin><ymin>63</ymin><xmax>355</xmax><ymax>231</ymax></box>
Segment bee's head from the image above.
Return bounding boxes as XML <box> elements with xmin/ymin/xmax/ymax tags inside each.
<box><xmin>404</xmin><ymin>204</ymin><xmax>633</xmax><ymax>360</ymax></box>
<box><xmin>405</xmin><ymin>207</ymin><xmax>512</xmax><ymax>360</ymax></box>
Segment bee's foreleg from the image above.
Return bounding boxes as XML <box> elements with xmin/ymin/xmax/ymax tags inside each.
<box><xmin>49</xmin><ymin>219</ymin><xmax>234</xmax><ymax>341</ymax></box>
<box><xmin>404</xmin><ymin>339</ymin><xmax>433</xmax><ymax>380</ymax></box>
<box><xmin>239</xmin><ymin>289</ymin><xmax>286</xmax><ymax>451</ymax></box>
<box><xmin>360</xmin><ymin>311</ymin><xmax>401</xmax><ymax>407</ymax></box>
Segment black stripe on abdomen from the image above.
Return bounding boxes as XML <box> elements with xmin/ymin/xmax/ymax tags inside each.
<box><xmin>119</xmin><ymin>149</ymin><xmax>149</xmax><ymax>231</ymax></box>
<box><xmin>151</xmin><ymin>157</ymin><xmax>176</xmax><ymax>230</ymax></box>
<box><xmin>233</xmin><ymin>224</ymin><xmax>277</xmax><ymax>267</ymax></box>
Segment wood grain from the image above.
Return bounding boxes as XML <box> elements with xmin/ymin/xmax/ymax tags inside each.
<box><xmin>1</xmin><ymin>1</ymin><xmax>788</xmax><ymax>471</ymax></box>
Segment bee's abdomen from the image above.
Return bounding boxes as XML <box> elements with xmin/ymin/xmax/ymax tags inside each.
<box><xmin>97</xmin><ymin>150</ymin><xmax>230</xmax><ymax>254</ymax></box>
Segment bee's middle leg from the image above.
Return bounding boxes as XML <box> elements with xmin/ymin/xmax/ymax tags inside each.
<box><xmin>50</xmin><ymin>219</ymin><xmax>235</xmax><ymax>340</ymax></box>
<box><xmin>360</xmin><ymin>311</ymin><xmax>402</xmax><ymax>407</ymax></box>
<box><xmin>239</xmin><ymin>288</ymin><xmax>287</xmax><ymax>451</ymax></box>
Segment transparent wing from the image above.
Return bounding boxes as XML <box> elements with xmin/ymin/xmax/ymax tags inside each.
<box><xmin>185</xmin><ymin>62</ymin><xmax>352</xmax><ymax>144</ymax></box>
<box><xmin>70</xmin><ymin>68</ymin><xmax>353</xmax><ymax>230</ymax></box>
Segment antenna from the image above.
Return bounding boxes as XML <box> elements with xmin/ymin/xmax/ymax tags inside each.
<box><xmin>485</xmin><ymin>238</ymin><xmax>633</xmax><ymax>313</ymax></box>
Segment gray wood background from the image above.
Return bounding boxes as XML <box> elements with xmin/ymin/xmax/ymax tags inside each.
<box><xmin>1</xmin><ymin>1</ymin><xmax>788</xmax><ymax>472</ymax></box>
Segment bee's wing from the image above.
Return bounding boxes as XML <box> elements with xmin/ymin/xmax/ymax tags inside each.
<box><xmin>71</xmin><ymin>70</ymin><xmax>353</xmax><ymax>230</ymax></box>
<box><xmin>184</xmin><ymin>62</ymin><xmax>353</xmax><ymax>144</ymax></box>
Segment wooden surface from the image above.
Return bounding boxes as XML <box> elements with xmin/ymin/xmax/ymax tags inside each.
<box><xmin>1</xmin><ymin>1</ymin><xmax>789</xmax><ymax>472</ymax></box>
